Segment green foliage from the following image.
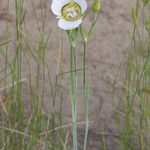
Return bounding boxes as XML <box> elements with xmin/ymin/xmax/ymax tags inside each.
<box><xmin>145</xmin><ymin>17</ymin><xmax>150</xmax><ymax>32</ymax></box>
<box><xmin>0</xmin><ymin>0</ymin><xmax>100</xmax><ymax>150</ymax></box>
<box><xmin>143</xmin><ymin>0</ymin><xmax>150</xmax><ymax>6</ymax></box>
<box><xmin>119</xmin><ymin>0</ymin><xmax>150</xmax><ymax>149</ymax></box>
<box><xmin>131</xmin><ymin>8</ymin><xmax>138</xmax><ymax>27</ymax></box>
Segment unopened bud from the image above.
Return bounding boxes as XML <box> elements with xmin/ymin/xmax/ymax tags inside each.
<box><xmin>145</xmin><ymin>17</ymin><xmax>150</xmax><ymax>32</ymax></box>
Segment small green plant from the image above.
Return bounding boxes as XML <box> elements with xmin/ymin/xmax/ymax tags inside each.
<box><xmin>51</xmin><ymin>0</ymin><xmax>100</xmax><ymax>149</ymax></box>
<box><xmin>0</xmin><ymin>0</ymin><xmax>100</xmax><ymax>150</ymax></box>
<box><xmin>115</xmin><ymin>0</ymin><xmax>150</xmax><ymax>149</ymax></box>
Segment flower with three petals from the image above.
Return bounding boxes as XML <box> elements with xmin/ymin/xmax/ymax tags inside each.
<box><xmin>51</xmin><ymin>0</ymin><xmax>87</xmax><ymax>30</ymax></box>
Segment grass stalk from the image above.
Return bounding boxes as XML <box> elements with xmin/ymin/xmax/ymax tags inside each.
<box><xmin>80</xmin><ymin>25</ymin><xmax>90</xmax><ymax>150</ymax></box>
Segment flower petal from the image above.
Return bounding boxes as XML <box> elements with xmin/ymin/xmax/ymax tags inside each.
<box><xmin>51</xmin><ymin>0</ymin><xmax>71</xmax><ymax>16</ymax></box>
<box><xmin>51</xmin><ymin>0</ymin><xmax>87</xmax><ymax>16</ymax></box>
<box><xmin>74</xmin><ymin>0</ymin><xmax>87</xmax><ymax>13</ymax></box>
<box><xmin>58</xmin><ymin>18</ymin><xmax>82</xmax><ymax>30</ymax></box>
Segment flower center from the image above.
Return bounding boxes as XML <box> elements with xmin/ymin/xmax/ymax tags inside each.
<box><xmin>62</xmin><ymin>2</ymin><xmax>81</xmax><ymax>21</ymax></box>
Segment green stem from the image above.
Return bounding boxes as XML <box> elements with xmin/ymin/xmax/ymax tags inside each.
<box><xmin>80</xmin><ymin>26</ymin><xmax>90</xmax><ymax>150</ymax></box>
<box><xmin>83</xmin><ymin>40</ymin><xmax>89</xmax><ymax>150</ymax></box>
<box><xmin>68</xmin><ymin>31</ymin><xmax>78</xmax><ymax>150</ymax></box>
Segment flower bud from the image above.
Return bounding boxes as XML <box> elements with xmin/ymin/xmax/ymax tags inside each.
<box><xmin>145</xmin><ymin>17</ymin><xmax>150</xmax><ymax>32</ymax></box>
<box><xmin>93</xmin><ymin>0</ymin><xmax>101</xmax><ymax>13</ymax></box>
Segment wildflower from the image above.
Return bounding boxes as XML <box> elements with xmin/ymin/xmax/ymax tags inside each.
<box><xmin>51</xmin><ymin>0</ymin><xmax>87</xmax><ymax>30</ymax></box>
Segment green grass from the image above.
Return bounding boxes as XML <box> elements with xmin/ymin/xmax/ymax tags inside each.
<box><xmin>121</xmin><ymin>1</ymin><xmax>150</xmax><ymax>149</ymax></box>
<box><xmin>106</xmin><ymin>0</ymin><xmax>150</xmax><ymax>150</ymax></box>
<box><xmin>0</xmin><ymin>0</ymin><xmax>99</xmax><ymax>149</ymax></box>
<box><xmin>95</xmin><ymin>0</ymin><xmax>150</xmax><ymax>150</ymax></box>
<box><xmin>0</xmin><ymin>0</ymin><xmax>150</xmax><ymax>149</ymax></box>
<box><xmin>0</xmin><ymin>0</ymin><xmax>58</xmax><ymax>149</ymax></box>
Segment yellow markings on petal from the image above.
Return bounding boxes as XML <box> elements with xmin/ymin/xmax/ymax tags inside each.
<box><xmin>61</xmin><ymin>2</ymin><xmax>81</xmax><ymax>21</ymax></box>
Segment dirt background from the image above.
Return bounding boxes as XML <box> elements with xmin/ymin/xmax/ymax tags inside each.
<box><xmin>0</xmin><ymin>0</ymin><xmax>136</xmax><ymax>149</ymax></box>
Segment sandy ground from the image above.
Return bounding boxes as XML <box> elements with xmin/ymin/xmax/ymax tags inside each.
<box><xmin>0</xmin><ymin>0</ymin><xmax>136</xmax><ymax>149</ymax></box>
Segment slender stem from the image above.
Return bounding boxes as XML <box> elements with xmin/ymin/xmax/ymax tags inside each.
<box><xmin>83</xmin><ymin>40</ymin><xmax>89</xmax><ymax>150</ymax></box>
<box><xmin>68</xmin><ymin>31</ymin><xmax>78</xmax><ymax>150</ymax></box>
<box><xmin>80</xmin><ymin>26</ymin><xmax>90</xmax><ymax>150</ymax></box>
<box><xmin>128</xmin><ymin>35</ymin><xmax>150</xmax><ymax>115</ymax></box>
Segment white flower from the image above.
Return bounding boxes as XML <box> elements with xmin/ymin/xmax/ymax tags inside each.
<box><xmin>51</xmin><ymin>0</ymin><xmax>87</xmax><ymax>30</ymax></box>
